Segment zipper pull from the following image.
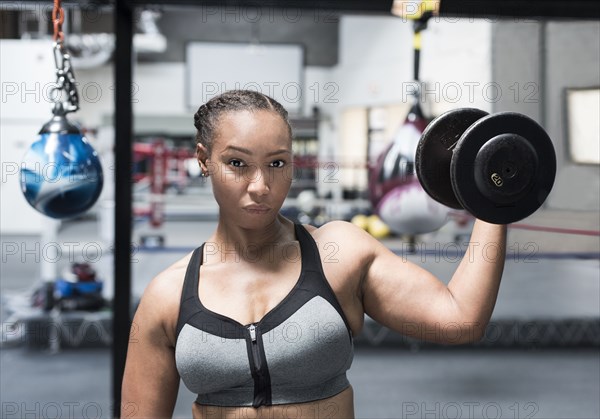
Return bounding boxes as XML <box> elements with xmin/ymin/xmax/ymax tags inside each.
<box><xmin>248</xmin><ymin>324</ymin><xmax>257</xmax><ymax>341</ymax></box>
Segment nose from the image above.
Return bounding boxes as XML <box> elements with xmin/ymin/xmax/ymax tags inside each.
<box><xmin>247</xmin><ymin>167</ymin><xmax>270</xmax><ymax>196</ymax></box>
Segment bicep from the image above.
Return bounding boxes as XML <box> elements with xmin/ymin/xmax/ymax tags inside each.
<box><xmin>121</xmin><ymin>289</ymin><xmax>181</xmax><ymax>417</ymax></box>
<box><xmin>361</xmin><ymin>239</ymin><xmax>462</xmax><ymax>341</ymax></box>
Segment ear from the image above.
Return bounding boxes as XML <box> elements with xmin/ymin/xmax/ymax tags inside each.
<box><xmin>196</xmin><ymin>143</ymin><xmax>210</xmax><ymax>173</ymax></box>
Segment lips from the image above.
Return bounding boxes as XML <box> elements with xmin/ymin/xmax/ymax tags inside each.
<box><xmin>244</xmin><ymin>204</ymin><xmax>271</xmax><ymax>212</ymax></box>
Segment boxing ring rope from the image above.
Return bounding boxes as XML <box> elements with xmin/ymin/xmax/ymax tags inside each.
<box><xmin>509</xmin><ymin>224</ymin><xmax>600</xmax><ymax>237</ymax></box>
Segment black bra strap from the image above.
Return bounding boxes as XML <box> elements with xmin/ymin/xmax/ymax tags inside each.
<box><xmin>175</xmin><ymin>245</ymin><xmax>203</xmax><ymax>337</ymax></box>
<box><xmin>294</xmin><ymin>223</ymin><xmax>323</xmax><ymax>274</ymax></box>
<box><xmin>181</xmin><ymin>244</ymin><xmax>203</xmax><ymax>303</ymax></box>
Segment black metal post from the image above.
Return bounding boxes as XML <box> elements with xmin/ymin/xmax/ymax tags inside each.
<box><xmin>112</xmin><ymin>1</ymin><xmax>133</xmax><ymax>418</ymax></box>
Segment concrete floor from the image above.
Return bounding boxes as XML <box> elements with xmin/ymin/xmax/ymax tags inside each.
<box><xmin>1</xmin><ymin>215</ymin><xmax>599</xmax><ymax>418</ymax></box>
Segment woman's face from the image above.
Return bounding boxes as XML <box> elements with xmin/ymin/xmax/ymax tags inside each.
<box><xmin>199</xmin><ymin>110</ymin><xmax>293</xmax><ymax>228</ymax></box>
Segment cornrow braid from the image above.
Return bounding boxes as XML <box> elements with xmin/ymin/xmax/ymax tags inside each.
<box><xmin>193</xmin><ymin>90</ymin><xmax>292</xmax><ymax>155</ymax></box>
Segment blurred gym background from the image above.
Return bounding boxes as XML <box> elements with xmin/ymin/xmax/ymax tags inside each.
<box><xmin>1</xmin><ymin>1</ymin><xmax>598</xmax><ymax>418</ymax></box>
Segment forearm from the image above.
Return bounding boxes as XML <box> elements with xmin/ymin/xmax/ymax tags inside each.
<box><xmin>447</xmin><ymin>219</ymin><xmax>507</xmax><ymax>338</ymax></box>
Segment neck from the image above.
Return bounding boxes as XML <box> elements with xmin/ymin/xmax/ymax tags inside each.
<box><xmin>209</xmin><ymin>213</ymin><xmax>296</xmax><ymax>262</ymax></box>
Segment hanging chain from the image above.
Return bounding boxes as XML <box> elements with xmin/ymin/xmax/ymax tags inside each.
<box><xmin>52</xmin><ymin>0</ymin><xmax>65</xmax><ymax>42</ymax></box>
<box><xmin>51</xmin><ymin>0</ymin><xmax>79</xmax><ymax>114</ymax></box>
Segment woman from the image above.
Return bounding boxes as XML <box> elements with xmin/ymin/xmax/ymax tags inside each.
<box><xmin>121</xmin><ymin>90</ymin><xmax>507</xmax><ymax>418</ymax></box>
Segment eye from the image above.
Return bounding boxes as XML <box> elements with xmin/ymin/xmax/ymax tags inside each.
<box><xmin>270</xmin><ymin>160</ymin><xmax>286</xmax><ymax>168</ymax></box>
<box><xmin>228</xmin><ymin>159</ymin><xmax>246</xmax><ymax>168</ymax></box>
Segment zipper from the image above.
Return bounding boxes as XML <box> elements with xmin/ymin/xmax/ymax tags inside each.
<box><xmin>247</xmin><ymin>323</ymin><xmax>270</xmax><ymax>406</ymax></box>
<box><xmin>248</xmin><ymin>324</ymin><xmax>261</xmax><ymax>370</ymax></box>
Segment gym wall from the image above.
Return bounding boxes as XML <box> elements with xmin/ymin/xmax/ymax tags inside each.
<box><xmin>317</xmin><ymin>15</ymin><xmax>493</xmax><ymax>198</ymax></box>
<box><xmin>492</xmin><ymin>20</ymin><xmax>600</xmax><ymax>212</ymax></box>
<box><xmin>2</xmin><ymin>14</ymin><xmax>598</xmax><ymax>237</ymax></box>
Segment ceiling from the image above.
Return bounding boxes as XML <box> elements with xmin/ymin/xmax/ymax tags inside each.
<box><xmin>2</xmin><ymin>1</ymin><xmax>597</xmax><ymax>66</ymax></box>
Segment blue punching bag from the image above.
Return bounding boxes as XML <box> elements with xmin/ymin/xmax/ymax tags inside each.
<box><xmin>20</xmin><ymin>106</ymin><xmax>103</xmax><ymax>219</ymax></box>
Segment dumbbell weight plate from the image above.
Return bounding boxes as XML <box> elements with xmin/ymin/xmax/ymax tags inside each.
<box><xmin>415</xmin><ymin>108</ymin><xmax>489</xmax><ymax>209</ymax></box>
<box><xmin>451</xmin><ymin>112</ymin><xmax>556</xmax><ymax>224</ymax></box>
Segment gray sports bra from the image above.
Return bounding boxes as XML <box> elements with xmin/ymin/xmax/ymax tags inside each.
<box><xmin>175</xmin><ymin>222</ymin><xmax>354</xmax><ymax>407</ymax></box>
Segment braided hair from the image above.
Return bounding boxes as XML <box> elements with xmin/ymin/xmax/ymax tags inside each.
<box><xmin>193</xmin><ymin>90</ymin><xmax>292</xmax><ymax>155</ymax></box>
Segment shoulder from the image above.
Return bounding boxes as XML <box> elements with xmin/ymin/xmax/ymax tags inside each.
<box><xmin>301</xmin><ymin>219</ymin><xmax>381</xmax><ymax>274</ymax></box>
<box><xmin>142</xmin><ymin>250</ymin><xmax>194</xmax><ymax>304</ymax></box>
<box><xmin>134</xmin><ymin>249</ymin><xmax>196</xmax><ymax>346</ymax></box>
<box><xmin>303</xmin><ymin>219</ymin><xmax>378</xmax><ymax>249</ymax></box>
<box><xmin>301</xmin><ymin>219</ymin><xmax>363</xmax><ymax>236</ymax></box>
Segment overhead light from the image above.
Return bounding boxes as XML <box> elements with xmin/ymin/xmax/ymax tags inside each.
<box><xmin>134</xmin><ymin>32</ymin><xmax>167</xmax><ymax>54</ymax></box>
<box><xmin>67</xmin><ymin>9</ymin><xmax>166</xmax><ymax>68</ymax></box>
<box><xmin>67</xmin><ymin>33</ymin><xmax>115</xmax><ymax>69</ymax></box>
<box><xmin>391</xmin><ymin>0</ymin><xmax>440</xmax><ymax>19</ymax></box>
<box><xmin>134</xmin><ymin>9</ymin><xmax>167</xmax><ymax>54</ymax></box>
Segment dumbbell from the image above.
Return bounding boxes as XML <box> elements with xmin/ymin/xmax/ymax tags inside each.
<box><xmin>415</xmin><ymin>108</ymin><xmax>556</xmax><ymax>224</ymax></box>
